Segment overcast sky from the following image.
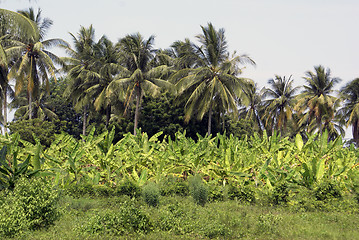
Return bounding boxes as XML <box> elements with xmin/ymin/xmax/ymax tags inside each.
<box><xmin>1</xmin><ymin>0</ymin><xmax>359</xmax><ymax>136</ymax></box>
<box><xmin>2</xmin><ymin>0</ymin><xmax>358</xmax><ymax>88</ymax></box>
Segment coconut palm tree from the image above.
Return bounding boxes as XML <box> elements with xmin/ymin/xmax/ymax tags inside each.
<box><xmin>238</xmin><ymin>82</ymin><xmax>264</xmax><ymax>133</ymax></box>
<box><xmin>295</xmin><ymin>65</ymin><xmax>341</xmax><ymax>136</ymax></box>
<box><xmin>171</xmin><ymin>23</ymin><xmax>255</xmax><ymax>135</ymax></box>
<box><xmin>339</xmin><ymin>78</ymin><xmax>359</xmax><ymax>144</ymax></box>
<box><xmin>61</xmin><ymin>25</ymin><xmax>97</xmax><ymax>136</ymax></box>
<box><xmin>8</xmin><ymin>8</ymin><xmax>67</xmax><ymax>120</ymax></box>
<box><xmin>10</xmin><ymin>84</ymin><xmax>58</xmax><ymax>121</ymax></box>
<box><xmin>0</xmin><ymin>8</ymin><xmax>39</xmax><ymax>133</ymax></box>
<box><xmin>87</xmin><ymin>36</ymin><xmax>122</xmax><ymax>127</ymax></box>
<box><xmin>262</xmin><ymin>75</ymin><xmax>299</xmax><ymax>135</ymax></box>
<box><xmin>108</xmin><ymin>33</ymin><xmax>172</xmax><ymax>135</ymax></box>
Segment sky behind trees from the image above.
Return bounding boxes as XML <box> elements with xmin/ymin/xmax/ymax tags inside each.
<box><xmin>1</xmin><ymin>0</ymin><xmax>359</xmax><ymax>138</ymax></box>
<box><xmin>1</xmin><ymin>0</ymin><xmax>358</xmax><ymax>87</ymax></box>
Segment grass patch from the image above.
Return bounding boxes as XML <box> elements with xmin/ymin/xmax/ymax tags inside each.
<box><xmin>7</xmin><ymin>193</ymin><xmax>359</xmax><ymax>240</ymax></box>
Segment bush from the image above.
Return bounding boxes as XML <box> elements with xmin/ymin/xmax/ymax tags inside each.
<box><xmin>79</xmin><ymin>200</ymin><xmax>152</xmax><ymax>235</ymax></box>
<box><xmin>189</xmin><ymin>176</ymin><xmax>208</xmax><ymax>206</ymax></box>
<box><xmin>208</xmin><ymin>184</ymin><xmax>224</xmax><ymax>202</ymax></box>
<box><xmin>8</xmin><ymin>119</ymin><xmax>61</xmax><ymax>147</ymax></box>
<box><xmin>314</xmin><ymin>180</ymin><xmax>342</xmax><ymax>201</ymax></box>
<box><xmin>227</xmin><ymin>183</ymin><xmax>256</xmax><ymax>203</ymax></box>
<box><xmin>0</xmin><ymin>177</ymin><xmax>60</xmax><ymax>237</ymax></box>
<box><xmin>65</xmin><ymin>183</ymin><xmax>94</xmax><ymax>198</ymax></box>
<box><xmin>92</xmin><ymin>184</ymin><xmax>114</xmax><ymax>197</ymax></box>
<box><xmin>142</xmin><ymin>182</ymin><xmax>160</xmax><ymax>207</ymax></box>
<box><xmin>159</xmin><ymin>176</ymin><xmax>189</xmax><ymax>196</ymax></box>
<box><xmin>271</xmin><ymin>182</ymin><xmax>289</xmax><ymax>205</ymax></box>
<box><xmin>116</xmin><ymin>179</ymin><xmax>142</xmax><ymax>198</ymax></box>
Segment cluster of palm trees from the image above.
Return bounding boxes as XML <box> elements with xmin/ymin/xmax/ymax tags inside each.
<box><xmin>1</xmin><ymin>8</ymin><xmax>359</xmax><ymax>144</ymax></box>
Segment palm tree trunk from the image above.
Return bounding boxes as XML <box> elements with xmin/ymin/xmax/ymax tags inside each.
<box><xmin>207</xmin><ymin>104</ymin><xmax>212</xmax><ymax>136</ymax></box>
<box><xmin>106</xmin><ymin>104</ymin><xmax>111</xmax><ymax>127</ymax></box>
<box><xmin>82</xmin><ymin>105</ymin><xmax>87</xmax><ymax>136</ymax></box>
<box><xmin>353</xmin><ymin>119</ymin><xmax>359</xmax><ymax>146</ymax></box>
<box><xmin>2</xmin><ymin>90</ymin><xmax>7</xmax><ymax>135</ymax></box>
<box><xmin>29</xmin><ymin>91</ymin><xmax>32</xmax><ymax>120</ymax></box>
<box><xmin>133</xmin><ymin>86</ymin><xmax>141</xmax><ymax>136</ymax></box>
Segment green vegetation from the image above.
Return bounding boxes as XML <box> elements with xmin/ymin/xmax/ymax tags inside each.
<box><xmin>0</xmin><ymin>129</ymin><xmax>356</xmax><ymax>238</ymax></box>
<box><xmin>2</xmin><ymin>6</ymin><xmax>359</xmax><ymax>240</ymax></box>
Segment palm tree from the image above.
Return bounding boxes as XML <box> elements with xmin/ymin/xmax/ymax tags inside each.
<box><xmin>339</xmin><ymin>78</ymin><xmax>359</xmax><ymax>144</ymax></box>
<box><xmin>8</xmin><ymin>8</ymin><xmax>67</xmax><ymax>120</ymax></box>
<box><xmin>171</xmin><ymin>23</ymin><xmax>255</xmax><ymax>135</ymax></box>
<box><xmin>61</xmin><ymin>25</ymin><xmax>97</xmax><ymax>136</ymax></box>
<box><xmin>295</xmin><ymin>65</ymin><xmax>341</xmax><ymax>136</ymax></box>
<box><xmin>0</xmin><ymin>8</ymin><xmax>39</xmax><ymax>133</ymax></box>
<box><xmin>108</xmin><ymin>33</ymin><xmax>172</xmax><ymax>135</ymax></box>
<box><xmin>262</xmin><ymin>75</ymin><xmax>299</xmax><ymax>135</ymax></box>
<box><xmin>238</xmin><ymin>82</ymin><xmax>264</xmax><ymax>133</ymax></box>
<box><xmin>10</xmin><ymin>84</ymin><xmax>58</xmax><ymax>121</ymax></box>
<box><xmin>87</xmin><ymin>36</ymin><xmax>122</xmax><ymax>127</ymax></box>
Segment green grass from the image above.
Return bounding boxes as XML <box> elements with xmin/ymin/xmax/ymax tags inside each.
<box><xmin>8</xmin><ymin>194</ymin><xmax>359</xmax><ymax>240</ymax></box>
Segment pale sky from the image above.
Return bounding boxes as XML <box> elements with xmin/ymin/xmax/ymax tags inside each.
<box><xmin>1</xmin><ymin>0</ymin><xmax>359</xmax><ymax>137</ymax></box>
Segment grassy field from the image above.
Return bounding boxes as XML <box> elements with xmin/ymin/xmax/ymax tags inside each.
<box><xmin>11</xmin><ymin>193</ymin><xmax>359</xmax><ymax>240</ymax></box>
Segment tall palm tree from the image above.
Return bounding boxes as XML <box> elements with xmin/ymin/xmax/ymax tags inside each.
<box><xmin>295</xmin><ymin>65</ymin><xmax>341</xmax><ymax>136</ymax></box>
<box><xmin>0</xmin><ymin>8</ymin><xmax>39</xmax><ymax>133</ymax></box>
<box><xmin>238</xmin><ymin>82</ymin><xmax>264</xmax><ymax>133</ymax></box>
<box><xmin>171</xmin><ymin>23</ymin><xmax>255</xmax><ymax>135</ymax></box>
<box><xmin>10</xmin><ymin>84</ymin><xmax>58</xmax><ymax>121</ymax></box>
<box><xmin>8</xmin><ymin>8</ymin><xmax>67</xmax><ymax>119</ymax></box>
<box><xmin>87</xmin><ymin>36</ymin><xmax>122</xmax><ymax>127</ymax></box>
<box><xmin>61</xmin><ymin>25</ymin><xmax>97</xmax><ymax>136</ymax></box>
<box><xmin>108</xmin><ymin>33</ymin><xmax>172</xmax><ymax>135</ymax></box>
<box><xmin>339</xmin><ymin>78</ymin><xmax>359</xmax><ymax>144</ymax></box>
<box><xmin>262</xmin><ymin>75</ymin><xmax>299</xmax><ymax>135</ymax></box>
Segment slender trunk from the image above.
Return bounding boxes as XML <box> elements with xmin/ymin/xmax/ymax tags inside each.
<box><xmin>29</xmin><ymin>91</ymin><xmax>32</xmax><ymax>120</ymax></box>
<box><xmin>353</xmin><ymin>119</ymin><xmax>359</xmax><ymax>146</ymax></box>
<box><xmin>207</xmin><ymin>104</ymin><xmax>212</xmax><ymax>136</ymax></box>
<box><xmin>83</xmin><ymin>105</ymin><xmax>87</xmax><ymax>136</ymax></box>
<box><xmin>2</xmin><ymin>90</ymin><xmax>6</xmax><ymax>135</ymax></box>
<box><xmin>222</xmin><ymin>113</ymin><xmax>225</xmax><ymax>132</ymax></box>
<box><xmin>106</xmin><ymin>104</ymin><xmax>111</xmax><ymax>127</ymax></box>
<box><xmin>134</xmin><ymin>86</ymin><xmax>141</xmax><ymax>136</ymax></box>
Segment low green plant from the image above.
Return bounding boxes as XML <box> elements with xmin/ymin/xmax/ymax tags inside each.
<box><xmin>142</xmin><ymin>182</ymin><xmax>160</xmax><ymax>207</ymax></box>
<box><xmin>189</xmin><ymin>175</ymin><xmax>208</xmax><ymax>206</ymax></box>
<box><xmin>271</xmin><ymin>182</ymin><xmax>290</xmax><ymax>205</ymax></box>
<box><xmin>78</xmin><ymin>200</ymin><xmax>152</xmax><ymax>236</ymax></box>
<box><xmin>116</xmin><ymin>179</ymin><xmax>141</xmax><ymax>198</ymax></box>
<box><xmin>208</xmin><ymin>183</ymin><xmax>224</xmax><ymax>202</ymax></box>
<box><xmin>159</xmin><ymin>175</ymin><xmax>189</xmax><ymax>196</ymax></box>
<box><xmin>227</xmin><ymin>183</ymin><xmax>256</xmax><ymax>203</ymax></box>
<box><xmin>92</xmin><ymin>184</ymin><xmax>114</xmax><ymax>197</ymax></box>
<box><xmin>65</xmin><ymin>183</ymin><xmax>94</xmax><ymax>198</ymax></box>
<box><xmin>0</xmin><ymin>177</ymin><xmax>60</xmax><ymax>237</ymax></box>
<box><xmin>256</xmin><ymin>212</ymin><xmax>283</xmax><ymax>235</ymax></box>
<box><xmin>314</xmin><ymin>180</ymin><xmax>342</xmax><ymax>201</ymax></box>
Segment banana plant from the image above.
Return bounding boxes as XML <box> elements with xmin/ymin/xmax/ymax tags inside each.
<box><xmin>0</xmin><ymin>133</ymin><xmax>39</xmax><ymax>190</ymax></box>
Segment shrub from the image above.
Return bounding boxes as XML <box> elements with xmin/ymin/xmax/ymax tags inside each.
<box><xmin>271</xmin><ymin>182</ymin><xmax>289</xmax><ymax>205</ymax></box>
<box><xmin>116</xmin><ymin>179</ymin><xmax>141</xmax><ymax>198</ymax></box>
<box><xmin>189</xmin><ymin>175</ymin><xmax>208</xmax><ymax>206</ymax></box>
<box><xmin>314</xmin><ymin>180</ymin><xmax>342</xmax><ymax>201</ymax></box>
<box><xmin>142</xmin><ymin>182</ymin><xmax>160</xmax><ymax>207</ymax></box>
<box><xmin>0</xmin><ymin>177</ymin><xmax>60</xmax><ymax>237</ymax></box>
<box><xmin>65</xmin><ymin>183</ymin><xmax>94</xmax><ymax>198</ymax></box>
<box><xmin>159</xmin><ymin>176</ymin><xmax>189</xmax><ymax>196</ymax></box>
<box><xmin>79</xmin><ymin>200</ymin><xmax>152</xmax><ymax>235</ymax></box>
<box><xmin>92</xmin><ymin>184</ymin><xmax>114</xmax><ymax>197</ymax></box>
<box><xmin>227</xmin><ymin>183</ymin><xmax>255</xmax><ymax>203</ymax></box>
<box><xmin>208</xmin><ymin>184</ymin><xmax>224</xmax><ymax>202</ymax></box>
